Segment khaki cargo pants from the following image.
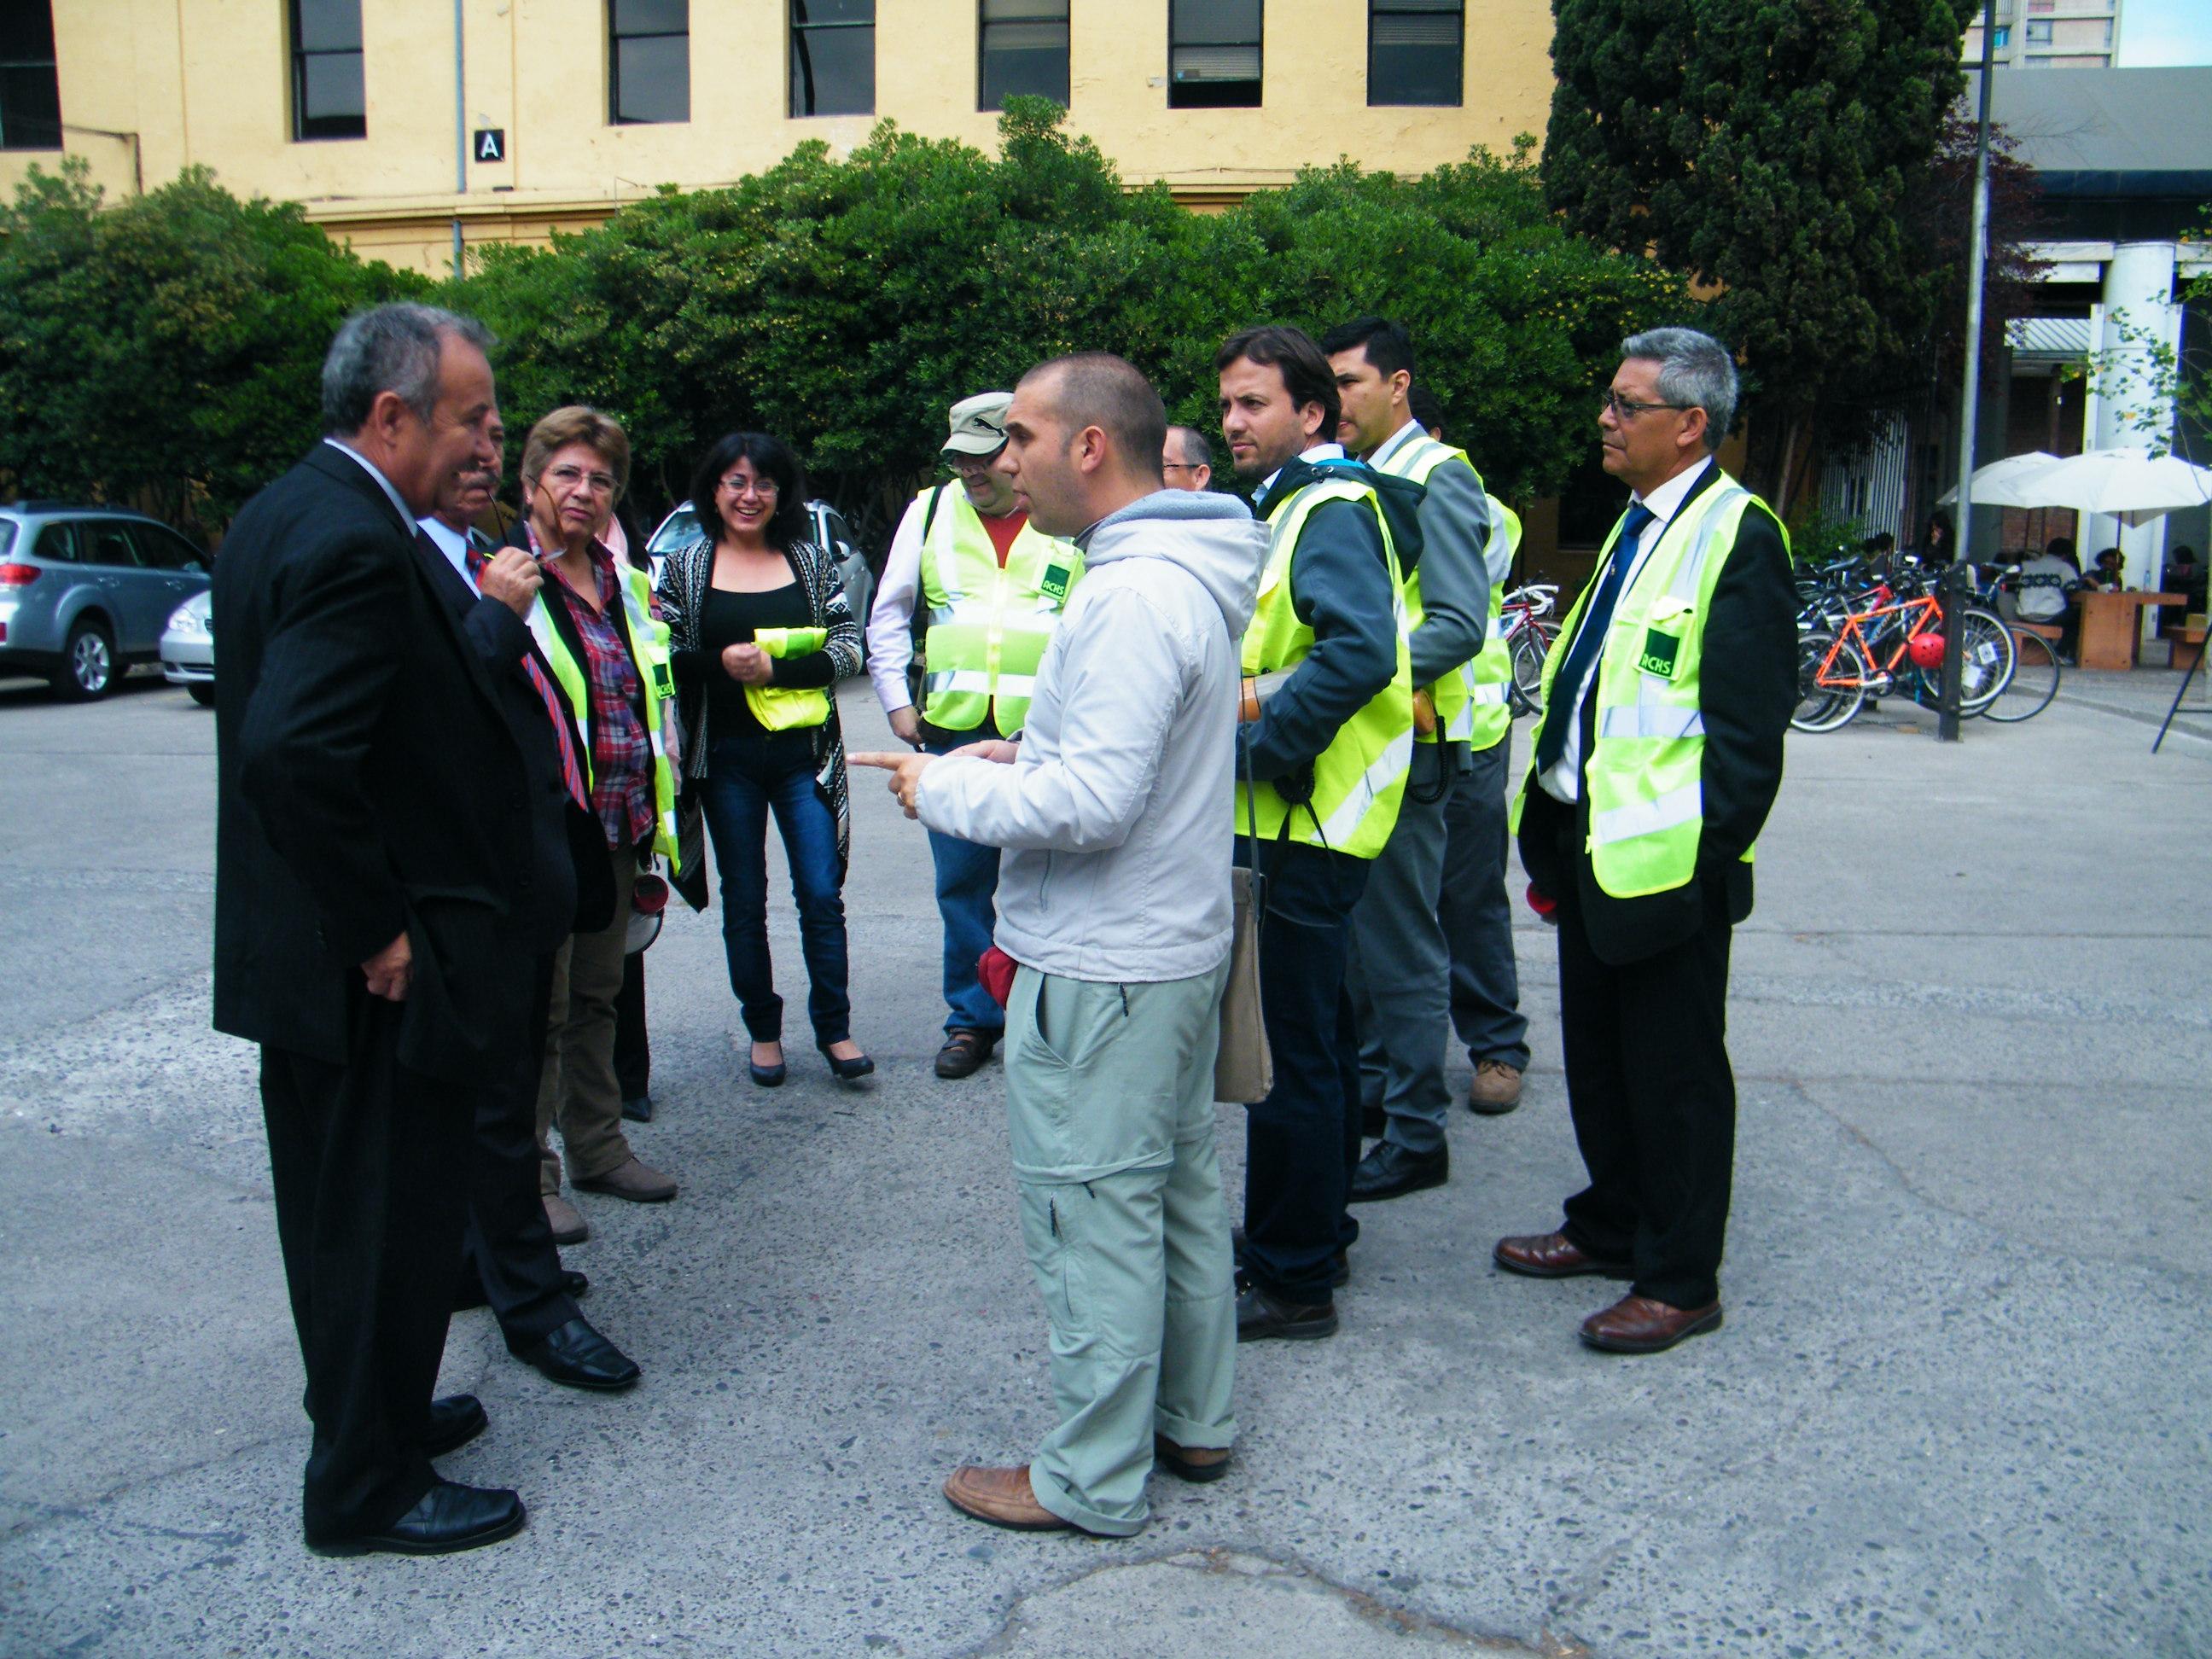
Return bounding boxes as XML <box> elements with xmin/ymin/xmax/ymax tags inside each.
<box><xmin>1003</xmin><ymin>961</ymin><xmax>1237</xmax><ymax>1536</ymax></box>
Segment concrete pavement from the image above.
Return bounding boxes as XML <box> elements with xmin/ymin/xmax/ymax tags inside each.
<box><xmin>0</xmin><ymin>667</ymin><xmax>2205</xmax><ymax>1657</ymax></box>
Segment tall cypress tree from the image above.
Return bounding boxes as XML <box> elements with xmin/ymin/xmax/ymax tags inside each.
<box><xmin>1544</xmin><ymin>0</ymin><xmax>1973</xmax><ymax>513</ymax></box>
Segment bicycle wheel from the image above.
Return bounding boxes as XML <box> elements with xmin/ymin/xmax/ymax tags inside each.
<box><xmin>1923</xmin><ymin>607</ymin><xmax>2017</xmax><ymax>716</ymax></box>
<box><xmin>1983</xmin><ymin>629</ymin><xmax>2059</xmax><ymax>722</ymax></box>
<box><xmin>1509</xmin><ymin>621</ymin><xmax>1556</xmax><ymax>716</ymax></box>
<box><xmin>1790</xmin><ymin>629</ymin><xmax>1868</xmax><ymax>733</ymax></box>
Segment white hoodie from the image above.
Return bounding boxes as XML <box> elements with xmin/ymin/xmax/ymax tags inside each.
<box><xmin>915</xmin><ymin>489</ymin><xmax>1267</xmax><ymax>983</ymax></box>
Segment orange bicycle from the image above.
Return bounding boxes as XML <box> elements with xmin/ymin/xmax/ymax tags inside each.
<box><xmin>1792</xmin><ymin>573</ymin><xmax>2015</xmax><ymax>733</ymax></box>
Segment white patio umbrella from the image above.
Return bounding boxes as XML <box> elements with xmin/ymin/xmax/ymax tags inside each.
<box><xmin>1996</xmin><ymin>446</ymin><xmax>2212</xmax><ymax>529</ymax></box>
<box><xmin>1936</xmin><ymin>450</ymin><xmax>2062</xmax><ymax>509</ymax></box>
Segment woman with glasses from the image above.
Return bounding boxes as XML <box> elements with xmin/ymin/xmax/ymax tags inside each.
<box><xmin>656</xmin><ymin>433</ymin><xmax>872</xmax><ymax>1086</ymax></box>
<box><xmin>514</xmin><ymin>406</ymin><xmax>684</xmax><ymax>1243</ymax></box>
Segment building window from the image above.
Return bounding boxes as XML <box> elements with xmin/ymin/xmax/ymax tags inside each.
<box><xmin>290</xmin><ymin>0</ymin><xmax>365</xmax><ymax>142</ymax></box>
<box><xmin>791</xmin><ymin>0</ymin><xmax>875</xmax><ymax>117</ymax></box>
<box><xmin>979</xmin><ymin>1</ymin><xmax>1070</xmax><ymax>111</ymax></box>
<box><xmin>0</xmin><ymin>2</ymin><xmax>62</xmax><ymax>151</ymax></box>
<box><xmin>1989</xmin><ymin>23</ymin><xmax>2011</xmax><ymax>48</ymax></box>
<box><xmin>1168</xmin><ymin>0</ymin><xmax>1261</xmax><ymax>108</ymax></box>
<box><xmin>1368</xmin><ymin>1</ymin><xmax>1463</xmax><ymax>107</ymax></box>
<box><xmin>610</xmin><ymin>0</ymin><xmax>690</xmax><ymax>124</ymax></box>
<box><xmin>2025</xmin><ymin>20</ymin><xmax>2052</xmax><ymax>44</ymax></box>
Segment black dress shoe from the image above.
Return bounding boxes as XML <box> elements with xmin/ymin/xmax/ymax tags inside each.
<box><xmin>1231</xmin><ymin>1226</ymin><xmax>1348</xmax><ymax>1289</ymax></box>
<box><xmin>306</xmin><ymin>1481</ymin><xmax>526</xmax><ymax>1557</ymax></box>
<box><xmin>748</xmin><ymin>1044</ymin><xmax>787</xmax><ymax>1087</ymax></box>
<box><xmin>820</xmin><ymin>1044</ymin><xmax>875</xmax><ymax>1081</ymax></box>
<box><xmin>934</xmin><ymin>1029</ymin><xmax>996</xmax><ymax>1079</ymax></box>
<box><xmin>620</xmin><ymin>1093</ymin><xmax>654</xmax><ymax>1122</ymax></box>
<box><xmin>1349</xmin><ymin>1140</ymin><xmax>1449</xmax><ymax>1203</ymax></box>
<box><xmin>1236</xmin><ymin>1284</ymin><xmax>1338</xmax><ymax>1342</ymax></box>
<box><xmin>511</xmin><ymin>1316</ymin><xmax>641</xmax><ymax>1391</ymax></box>
<box><xmin>421</xmin><ymin>1394</ymin><xmax>486</xmax><ymax>1458</ymax></box>
<box><xmin>563</xmin><ymin>1269</ymin><xmax>589</xmax><ymax>1301</ymax></box>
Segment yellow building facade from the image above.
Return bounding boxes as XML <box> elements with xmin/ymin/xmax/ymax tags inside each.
<box><xmin>8</xmin><ymin>1</ymin><xmax>1555</xmax><ymax>276</ymax></box>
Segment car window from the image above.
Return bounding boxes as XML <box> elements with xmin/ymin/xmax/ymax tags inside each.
<box><xmin>0</xmin><ymin>522</ymin><xmax>14</xmax><ymax>558</ymax></box>
<box><xmin>84</xmin><ymin>522</ymin><xmax>143</xmax><ymax>568</ymax></box>
<box><xmin>33</xmin><ymin>521</ymin><xmax>79</xmax><ymax>563</ymax></box>
<box><xmin>648</xmin><ymin>506</ymin><xmax>701</xmax><ymax>554</ymax></box>
<box><xmin>139</xmin><ymin>525</ymin><xmax>207</xmax><ymax>573</ymax></box>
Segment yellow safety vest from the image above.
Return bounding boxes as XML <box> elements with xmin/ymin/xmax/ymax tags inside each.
<box><xmin>526</xmin><ymin>557</ymin><xmax>681</xmax><ymax>860</ymax></box>
<box><xmin>1509</xmin><ymin>476</ymin><xmax>1780</xmax><ymax>898</ymax></box>
<box><xmin>1371</xmin><ymin>434</ymin><xmax>1513</xmax><ymax>750</ymax></box>
<box><xmin>1237</xmin><ymin>477</ymin><xmax>1415</xmax><ymax>861</ymax></box>
<box><xmin>916</xmin><ymin>486</ymin><xmax>1082</xmax><ymax>736</ymax></box>
<box><xmin>748</xmin><ymin>626</ymin><xmax>831</xmax><ymax>731</ymax></box>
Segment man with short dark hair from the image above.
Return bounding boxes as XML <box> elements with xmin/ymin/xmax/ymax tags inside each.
<box><xmin>1216</xmin><ymin>324</ymin><xmax>1411</xmax><ymax>1342</ymax></box>
<box><xmin>214</xmin><ymin>302</ymin><xmax>540</xmax><ymax>1554</ymax></box>
<box><xmin>1496</xmin><ymin>327</ymin><xmax>1795</xmax><ymax>1354</ymax></box>
<box><xmin>1163</xmin><ymin>423</ymin><xmax>1214</xmax><ymax>492</ymax></box>
<box><xmin>867</xmin><ymin>394</ymin><xmax>1086</xmax><ymax>1079</ymax></box>
<box><xmin>856</xmin><ymin>353</ymin><xmax>1265</xmax><ymax>1535</ymax></box>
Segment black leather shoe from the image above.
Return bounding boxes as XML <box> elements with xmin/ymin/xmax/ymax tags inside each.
<box><xmin>1231</xmin><ymin>1226</ymin><xmax>1348</xmax><ymax>1289</ymax></box>
<box><xmin>748</xmin><ymin>1043</ymin><xmax>787</xmax><ymax>1087</ymax></box>
<box><xmin>620</xmin><ymin>1094</ymin><xmax>654</xmax><ymax>1122</ymax></box>
<box><xmin>305</xmin><ymin>1481</ymin><xmax>526</xmax><ymax>1557</ymax></box>
<box><xmin>563</xmin><ymin>1269</ymin><xmax>589</xmax><ymax>1301</ymax></box>
<box><xmin>934</xmin><ymin>1029</ymin><xmax>997</xmax><ymax>1079</ymax></box>
<box><xmin>1349</xmin><ymin>1140</ymin><xmax>1449</xmax><ymax>1203</ymax></box>
<box><xmin>1236</xmin><ymin>1284</ymin><xmax>1338</xmax><ymax>1342</ymax></box>
<box><xmin>820</xmin><ymin>1044</ymin><xmax>876</xmax><ymax>1081</ymax></box>
<box><xmin>421</xmin><ymin>1394</ymin><xmax>486</xmax><ymax>1458</ymax></box>
<box><xmin>511</xmin><ymin>1316</ymin><xmax>641</xmax><ymax>1391</ymax></box>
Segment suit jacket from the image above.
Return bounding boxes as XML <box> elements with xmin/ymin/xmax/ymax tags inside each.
<box><xmin>1516</xmin><ymin>463</ymin><xmax>1797</xmax><ymax>965</ymax></box>
<box><xmin>411</xmin><ymin>525</ymin><xmax>609</xmax><ymax>949</ymax></box>
<box><xmin>212</xmin><ymin>444</ymin><xmax>542</xmax><ymax>1082</ymax></box>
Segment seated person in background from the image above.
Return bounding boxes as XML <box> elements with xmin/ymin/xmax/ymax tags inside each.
<box><xmin>2017</xmin><ymin>537</ymin><xmax>2082</xmax><ymax>661</ymax></box>
<box><xmin>2083</xmin><ymin>548</ymin><xmax>2125</xmax><ymax>591</ymax></box>
<box><xmin>2161</xmin><ymin>546</ymin><xmax>2203</xmax><ymax>607</ymax></box>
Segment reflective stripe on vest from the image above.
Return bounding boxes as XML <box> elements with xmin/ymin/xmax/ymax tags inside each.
<box><xmin>526</xmin><ymin>560</ymin><xmax>681</xmax><ymax>859</ymax></box>
<box><xmin>1508</xmin><ymin>476</ymin><xmax>1778</xmax><ymax>898</ymax></box>
<box><xmin>1371</xmin><ymin>436</ymin><xmax>1513</xmax><ymax>750</ymax></box>
<box><xmin>917</xmin><ymin>487</ymin><xmax>1081</xmax><ymax>736</ymax></box>
<box><xmin>1235</xmin><ymin>478</ymin><xmax>1414</xmax><ymax>862</ymax></box>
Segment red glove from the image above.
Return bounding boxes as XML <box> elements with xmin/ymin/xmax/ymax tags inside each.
<box><xmin>1525</xmin><ymin>882</ymin><xmax>1560</xmax><ymax>927</ymax></box>
<box><xmin>978</xmin><ymin>946</ymin><xmax>1018</xmax><ymax>1008</ymax></box>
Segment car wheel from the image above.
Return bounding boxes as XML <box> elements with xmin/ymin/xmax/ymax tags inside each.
<box><xmin>53</xmin><ymin>618</ymin><xmax>117</xmax><ymax>701</ymax></box>
<box><xmin>186</xmin><ymin>681</ymin><xmax>215</xmax><ymax>707</ymax></box>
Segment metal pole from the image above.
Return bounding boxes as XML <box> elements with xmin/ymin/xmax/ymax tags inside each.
<box><xmin>451</xmin><ymin>0</ymin><xmax>466</xmax><ymax>281</ymax></box>
<box><xmin>1941</xmin><ymin>0</ymin><xmax>1999</xmax><ymax>742</ymax></box>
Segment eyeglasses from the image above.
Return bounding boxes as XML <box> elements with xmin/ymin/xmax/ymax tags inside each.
<box><xmin>1161</xmin><ymin>463</ymin><xmax>1202</xmax><ymax>474</ymax></box>
<box><xmin>718</xmin><ymin>474</ymin><xmax>778</xmax><ymax>498</ymax></box>
<box><xmin>946</xmin><ymin>452</ymin><xmax>1003</xmax><ymax>478</ymax></box>
<box><xmin>546</xmin><ymin>463</ymin><xmax>616</xmax><ymax>495</ymax></box>
<box><xmin>1600</xmin><ymin>390</ymin><xmax>1692</xmax><ymax>422</ymax></box>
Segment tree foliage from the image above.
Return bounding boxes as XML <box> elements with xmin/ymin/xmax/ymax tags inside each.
<box><xmin>0</xmin><ymin>160</ymin><xmax>428</xmax><ymax>531</ymax></box>
<box><xmin>460</xmin><ymin>102</ymin><xmax>1682</xmax><ymax>536</ymax></box>
<box><xmin>1543</xmin><ymin>0</ymin><xmax>1976</xmax><ymax>510</ymax></box>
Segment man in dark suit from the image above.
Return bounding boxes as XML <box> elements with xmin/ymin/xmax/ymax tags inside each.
<box><xmin>416</xmin><ymin>433</ymin><xmax>639</xmax><ymax>1394</ymax></box>
<box><xmin>214</xmin><ymin>302</ymin><xmax>544</xmax><ymax>1555</ymax></box>
<box><xmin>1495</xmin><ymin>328</ymin><xmax>1796</xmax><ymax>1354</ymax></box>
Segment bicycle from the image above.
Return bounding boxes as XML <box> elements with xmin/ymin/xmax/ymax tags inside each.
<box><xmin>1790</xmin><ymin>567</ymin><xmax>2016</xmax><ymax>732</ymax></box>
<box><xmin>1966</xmin><ymin>562</ymin><xmax>2063</xmax><ymax>724</ymax></box>
<box><xmin>1498</xmin><ymin>582</ymin><xmax>1559</xmax><ymax>716</ymax></box>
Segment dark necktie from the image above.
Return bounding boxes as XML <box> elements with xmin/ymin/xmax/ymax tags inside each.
<box><xmin>463</xmin><ymin>541</ymin><xmax>591</xmax><ymax>811</ymax></box>
<box><xmin>1532</xmin><ymin>501</ymin><xmax>1657</xmax><ymax>777</ymax></box>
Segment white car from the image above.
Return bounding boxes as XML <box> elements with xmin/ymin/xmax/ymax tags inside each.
<box><xmin>648</xmin><ymin>501</ymin><xmax>873</xmax><ymax>624</ymax></box>
<box><xmin>160</xmin><ymin>590</ymin><xmax>214</xmax><ymax>706</ymax></box>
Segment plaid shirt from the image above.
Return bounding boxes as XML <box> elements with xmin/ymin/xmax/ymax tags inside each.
<box><xmin>538</xmin><ymin>529</ymin><xmax>657</xmax><ymax>850</ymax></box>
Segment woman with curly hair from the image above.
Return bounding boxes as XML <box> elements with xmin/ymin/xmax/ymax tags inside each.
<box><xmin>657</xmin><ymin>433</ymin><xmax>872</xmax><ymax>1085</ymax></box>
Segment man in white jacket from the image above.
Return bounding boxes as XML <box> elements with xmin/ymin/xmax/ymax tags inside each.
<box><xmin>855</xmin><ymin>354</ymin><xmax>1266</xmax><ymax>1538</ymax></box>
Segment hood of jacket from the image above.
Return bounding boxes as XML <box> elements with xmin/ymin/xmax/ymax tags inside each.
<box><xmin>1077</xmin><ymin>489</ymin><xmax>1266</xmax><ymax>643</ymax></box>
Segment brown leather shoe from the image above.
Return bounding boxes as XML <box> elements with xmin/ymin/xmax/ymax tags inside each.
<box><xmin>934</xmin><ymin>1029</ymin><xmax>997</xmax><ymax>1080</ymax></box>
<box><xmin>543</xmin><ymin>1193</ymin><xmax>588</xmax><ymax>1246</ymax></box>
<box><xmin>573</xmin><ymin>1156</ymin><xmax>678</xmax><ymax>1203</ymax></box>
<box><xmin>1154</xmin><ymin>1436</ymin><xmax>1232</xmax><ymax>1484</ymax></box>
<box><xmin>942</xmin><ymin>1464</ymin><xmax>1070</xmax><ymax>1531</ymax></box>
<box><xmin>1467</xmin><ymin>1059</ymin><xmax>1523</xmax><ymax>1115</ymax></box>
<box><xmin>1493</xmin><ymin>1231</ymin><xmax>1631</xmax><ymax>1279</ymax></box>
<box><xmin>1579</xmin><ymin>1294</ymin><xmax>1723</xmax><ymax>1353</ymax></box>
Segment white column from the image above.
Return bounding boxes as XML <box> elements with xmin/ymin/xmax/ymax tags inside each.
<box><xmin>2091</xmin><ymin>242</ymin><xmax>2182</xmax><ymax>638</ymax></box>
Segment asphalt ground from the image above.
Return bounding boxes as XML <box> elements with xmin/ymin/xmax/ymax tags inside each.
<box><xmin>0</xmin><ymin>662</ymin><xmax>2206</xmax><ymax>1657</ymax></box>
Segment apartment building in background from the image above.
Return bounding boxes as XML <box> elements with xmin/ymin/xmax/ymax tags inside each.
<box><xmin>1961</xmin><ymin>0</ymin><xmax>2123</xmax><ymax>70</ymax></box>
<box><xmin>0</xmin><ymin>0</ymin><xmax>1552</xmax><ymax>276</ymax></box>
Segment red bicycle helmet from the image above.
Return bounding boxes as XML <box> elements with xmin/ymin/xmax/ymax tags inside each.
<box><xmin>1907</xmin><ymin>632</ymin><xmax>1947</xmax><ymax>670</ymax></box>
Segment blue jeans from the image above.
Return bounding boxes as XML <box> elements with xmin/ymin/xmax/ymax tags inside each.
<box><xmin>925</xmin><ymin>737</ymin><xmax>1004</xmax><ymax>1036</ymax></box>
<box><xmin>698</xmin><ymin>735</ymin><xmax>851</xmax><ymax>1046</ymax></box>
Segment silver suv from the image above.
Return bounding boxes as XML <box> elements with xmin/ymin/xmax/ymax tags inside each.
<box><xmin>0</xmin><ymin>504</ymin><xmax>212</xmax><ymax>699</ymax></box>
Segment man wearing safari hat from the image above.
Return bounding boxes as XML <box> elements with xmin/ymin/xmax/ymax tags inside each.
<box><xmin>868</xmin><ymin>393</ymin><xmax>1086</xmax><ymax>1078</ymax></box>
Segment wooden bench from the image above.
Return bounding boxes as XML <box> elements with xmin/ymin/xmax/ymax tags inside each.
<box><xmin>2170</xmin><ymin>621</ymin><xmax>2207</xmax><ymax>673</ymax></box>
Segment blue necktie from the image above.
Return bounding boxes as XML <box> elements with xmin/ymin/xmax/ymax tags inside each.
<box><xmin>1532</xmin><ymin>501</ymin><xmax>1657</xmax><ymax>777</ymax></box>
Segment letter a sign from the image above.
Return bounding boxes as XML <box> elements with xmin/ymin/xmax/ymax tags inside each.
<box><xmin>474</xmin><ymin>128</ymin><xmax>505</xmax><ymax>163</ymax></box>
